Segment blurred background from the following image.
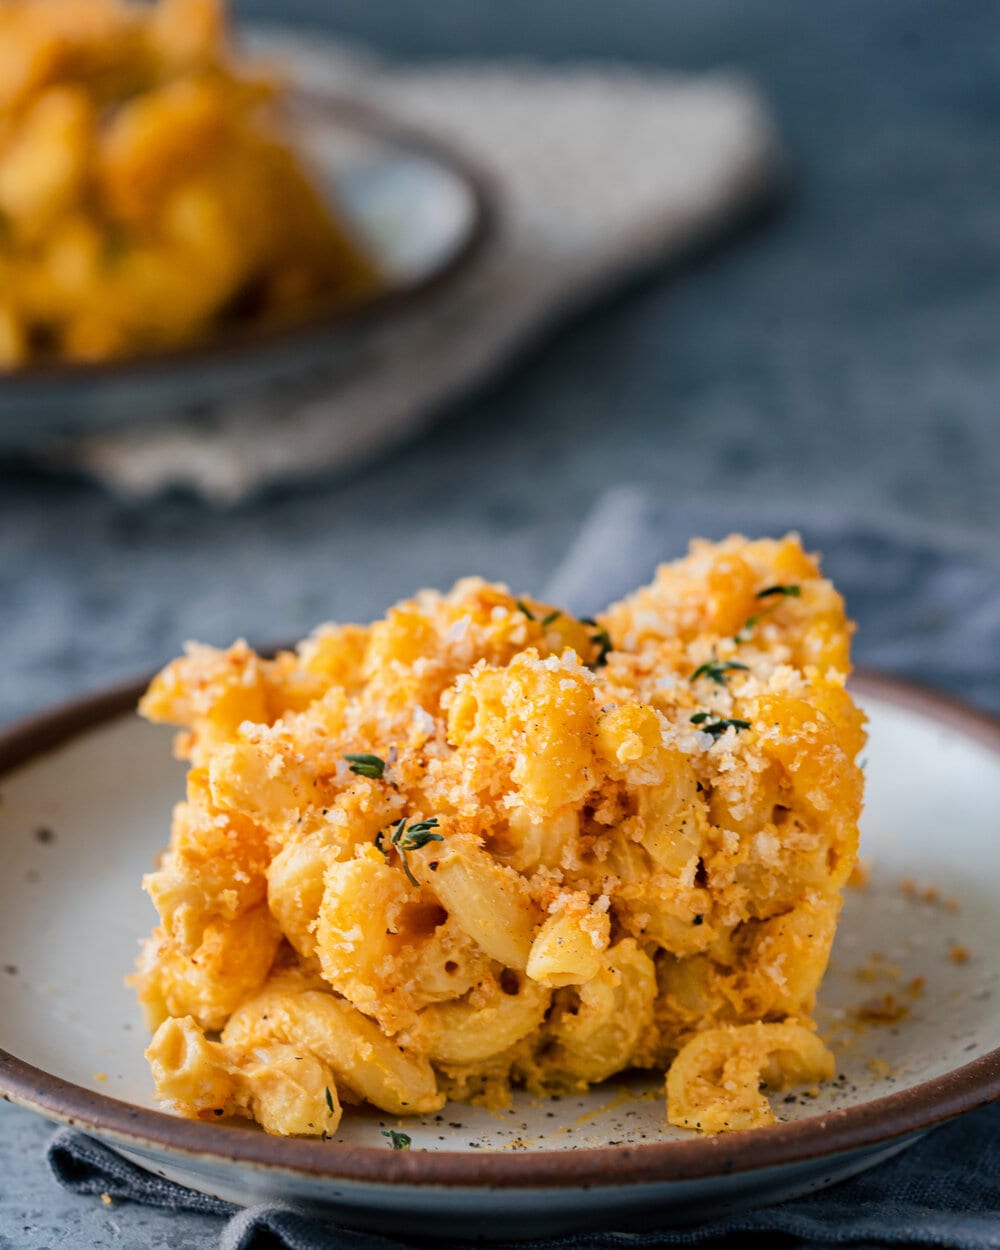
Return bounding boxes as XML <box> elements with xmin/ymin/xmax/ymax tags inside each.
<box><xmin>3</xmin><ymin>0</ymin><xmax>1000</xmax><ymax>725</ymax></box>
<box><xmin>2</xmin><ymin>4</ymin><xmax>1000</xmax><ymax>1243</ymax></box>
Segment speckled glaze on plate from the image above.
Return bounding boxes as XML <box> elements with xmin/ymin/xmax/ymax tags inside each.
<box><xmin>0</xmin><ymin>673</ymin><xmax>998</xmax><ymax>1238</ymax></box>
<box><xmin>0</xmin><ymin>92</ymin><xmax>491</xmax><ymax>447</ymax></box>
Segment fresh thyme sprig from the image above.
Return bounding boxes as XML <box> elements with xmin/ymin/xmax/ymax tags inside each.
<box><xmin>690</xmin><ymin>712</ymin><xmax>752</xmax><ymax>740</ymax></box>
<box><xmin>343</xmin><ymin>752</ymin><xmax>386</xmax><ymax>780</ymax></box>
<box><xmin>690</xmin><ymin>659</ymin><xmax>749</xmax><ymax>686</ymax></box>
<box><xmin>376</xmin><ymin>816</ymin><xmax>444</xmax><ymax>887</ymax></box>
<box><xmin>580</xmin><ymin>617</ymin><xmax>613</xmax><ymax>668</ymax></box>
<box><xmin>733</xmin><ymin>583</ymin><xmax>801</xmax><ymax>643</ymax></box>
<box><xmin>381</xmin><ymin>1129</ymin><xmax>412</xmax><ymax>1150</ymax></box>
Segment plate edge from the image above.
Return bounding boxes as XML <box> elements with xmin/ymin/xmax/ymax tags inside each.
<box><xmin>1</xmin><ymin>666</ymin><xmax>999</xmax><ymax>1190</ymax></box>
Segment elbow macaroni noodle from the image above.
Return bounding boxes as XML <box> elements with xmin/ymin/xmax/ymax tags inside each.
<box><xmin>133</xmin><ymin>535</ymin><xmax>865</xmax><ymax>1134</ymax></box>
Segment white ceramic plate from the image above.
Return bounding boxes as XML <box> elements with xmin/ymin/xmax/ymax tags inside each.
<box><xmin>1</xmin><ymin>673</ymin><xmax>998</xmax><ymax>1239</ymax></box>
<box><xmin>0</xmin><ymin>93</ymin><xmax>490</xmax><ymax>447</ymax></box>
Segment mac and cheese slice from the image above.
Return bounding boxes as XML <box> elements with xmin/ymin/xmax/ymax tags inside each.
<box><xmin>134</xmin><ymin>534</ymin><xmax>865</xmax><ymax>1135</ymax></box>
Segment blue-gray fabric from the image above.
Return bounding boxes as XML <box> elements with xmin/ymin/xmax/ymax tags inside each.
<box><xmin>45</xmin><ymin>1101</ymin><xmax>1000</xmax><ymax>1249</ymax></box>
<box><xmin>46</xmin><ymin>488</ymin><xmax>1000</xmax><ymax>1248</ymax></box>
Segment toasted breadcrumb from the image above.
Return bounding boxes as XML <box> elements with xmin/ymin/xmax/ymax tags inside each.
<box><xmin>854</xmin><ymin>994</ymin><xmax>909</xmax><ymax>1024</ymax></box>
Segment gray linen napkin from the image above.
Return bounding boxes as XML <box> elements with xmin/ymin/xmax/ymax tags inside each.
<box><xmin>47</xmin><ymin>488</ymin><xmax>1000</xmax><ymax>1247</ymax></box>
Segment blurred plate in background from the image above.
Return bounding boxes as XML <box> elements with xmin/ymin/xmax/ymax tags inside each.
<box><xmin>0</xmin><ymin>93</ymin><xmax>491</xmax><ymax>450</ymax></box>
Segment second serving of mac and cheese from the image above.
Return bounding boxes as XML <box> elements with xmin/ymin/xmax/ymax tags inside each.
<box><xmin>0</xmin><ymin>0</ymin><xmax>378</xmax><ymax>368</ymax></box>
<box><xmin>134</xmin><ymin>534</ymin><xmax>865</xmax><ymax>1136</ymax></box>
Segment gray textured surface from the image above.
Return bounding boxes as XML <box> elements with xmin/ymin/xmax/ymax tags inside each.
<box><xmin>0</xmin><ymin>1106</ymin><xmax>227</xmax><ymax>1249</ymax></box>
<box><xmin>3</xmin><ymin>0</ymin><xmax>1000</xmax><ymax>1245</ymax></box>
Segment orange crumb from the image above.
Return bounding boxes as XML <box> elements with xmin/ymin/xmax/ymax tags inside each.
<box><xmin>93</xmin><ymin>1072</ymin><xmax>108</xmax><ymax>1082</ymax></box>
<box><xmin>867</xmin><ymin>1057</ymin><xmax>893</xmax><ymax>1078</ymax></box>
<box><xmin>854</xmin><ymin>953</ymin><xmax>901</xmax><ymax>984</ymax></box>
<box><xmin>906</xmin><ymin>976</ymin><xmax>925</xmax><ymax>999</ymax></box>
<box><xmin>847</xmin><ymin>858</ymin><xmax>871</xmax><ymax>890</ymax></box>
<box><xmin>101</xmin><ymin>1193</ymin><xmax>112</xmax><ymax>1206</ymax></box>
<box><xmin>949</xmin><ymin>944</ymin><xmax>970</xmax><ymax>964</ymax></box>
<box><xmin>900</xmin><ymin>877</ymin><xmax>957</xmax><ymax>910</ymax></box>
<box><xmin>854</xmin><ymin>994</ymin><xmax>909</xmax><ymax>1024</ymax></box>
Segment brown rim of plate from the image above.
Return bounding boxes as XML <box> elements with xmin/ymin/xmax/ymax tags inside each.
<box><xmin>0</xmin><ymin>89</ymin><xmax>495</xmax><ymax>387</ymax></box>
<box><xmin>1</xmin><ymin>668</ymin><xmax>999</xmax><ymax>1189</ymax></box>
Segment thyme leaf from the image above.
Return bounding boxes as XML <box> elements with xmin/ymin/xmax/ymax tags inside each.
<box><xmin>689</xmin><ymin>713</ymin><xmax>752</xmax><ymax>740</ymax></box>
<box><xmin>518</xmin><ymin>602</ymin><xmax>565</xmax><ymax>631</ymax></box>
<box><xmin>690</xmin><ymin>659</ymin><xmax>749</xmax><ymax>686</ymax></box>
<box><xmin>325</xmin><ymin>1086</ymin><xmax>335</xmax><ymax>1114</ymax></box>
<box><xmin>734</xmin><ymin>584</ymin><xmax>801</xmax><ymax>642</ymax></box>
<box><xmin>343</xmin><ymin>752</ymin><xmax>386</xmax><ymax>780</ymax></box>
<box><xmin>580</xmin><ymin>617</ymin><xmax>613</xmax><ymax>668</ymax></box>
<box><xmin>381</xmin><ymin>1129</ymin><xmax>412</xmax><ymax>1150</ymax></box>
<box><xmin>733</xmin><ymin>617</ymin><xmax>759</xmax><ymax>644</ymax></box>
<box><xmin>399</xmin><ymin>818</ymin><xmax>443</xmax><ymax>850</ymax></box>
<box><xmin>755</xmin><ymin>584</ymin><xmax>801</xmax><ymax>600</ymax></box>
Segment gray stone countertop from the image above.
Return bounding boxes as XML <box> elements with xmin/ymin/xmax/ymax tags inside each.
<box><xmin>3</xmin><ymin>0</ymin><xmax>1000</xmax><ymax>1244</ymax></box>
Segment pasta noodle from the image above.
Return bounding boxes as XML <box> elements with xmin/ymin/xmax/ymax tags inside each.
<box><xmin>133</xmin><ymin>535</ymin><xmax>865</xmax><ymax>1135</ymax></box>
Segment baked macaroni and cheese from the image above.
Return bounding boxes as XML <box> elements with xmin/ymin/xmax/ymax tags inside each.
<box><xmin>133</xmin><ymin>534</ymin><xmax>866</xmax><ymax>1136</ymax></box>
<box><xmin>0</xmin><ymin>0</ymin><xmax>377</xmax><ymax>368</ymax></box>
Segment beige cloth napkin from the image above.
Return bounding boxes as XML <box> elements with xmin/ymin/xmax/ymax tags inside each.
<box><xmin>51</xmin><ymin>31</ymin><xmax>783</xmax><ymax>502</ymax></box>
